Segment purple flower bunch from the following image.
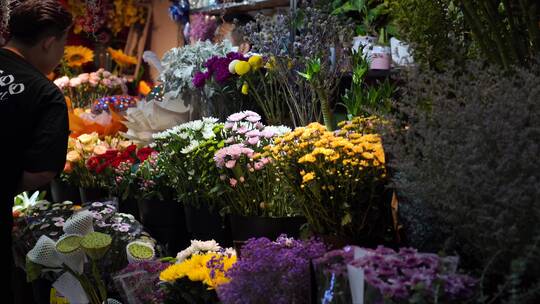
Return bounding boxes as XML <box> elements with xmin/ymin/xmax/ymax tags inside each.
<box><xmin>190</xmin><ymin>13</ymin><xmax>218</xmax><ymax>42</ymax></box>
<box><xmin>193</xmin><ymin>52</ymin><xmax>246</xmax><ymax>88</ymax></box>
<box><xmin>351</xmin><ymin>246</ymin><xmax>476</xmax><ymax>302</ymax></box>
<box><xmin>218</xmin><ymin>235</ymin><xmax>327</xmax><ymax>304</ymax></box>
<box><xmin>114</xmin><ymin>260</ymin><xmax>169</xmax><ymax>304</ymax></box>
<box><xmin>314</xmin><ymin>247</ymin><xmax>354</xmax><ymax>276</ymax></box>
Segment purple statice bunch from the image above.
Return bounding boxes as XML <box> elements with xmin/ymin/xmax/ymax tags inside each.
<box><xmin>218</xmin><ymin>235</ymin><xmax>327</xmax><ymax>304</ymax></box>
<box><xmin>350</xmin><ymin>246</ymin><xmax>477</xmax><ymax>302</ymax></box>
<box><xmin>193</xmin><ymin>52</ymin><xmax>246</xmax><ymax>88</ymax></box>
<box><xmin>114</xmin><ymin>260</ymin><xmax>169</xmax><ymax>304</ymax></box>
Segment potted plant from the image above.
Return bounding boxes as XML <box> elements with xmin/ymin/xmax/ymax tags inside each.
<box><xmin>134</xmin><ymin>151</ymin><xmax>190</xmax><ymax>256</ymax></box>
<box><xmin>153</xmin><ymin>117</ymin><xmax>230</xmax><ymax>245</ymax></box>
<box><xmin>370</xmin><ymin>27</ymin><xmax>392</xmax><ymax>70</ymax></box>
<box><xmin>267</xmin><ymin>120</ymin><xmax>393</xmax><ymax>247</ymax></box>
<box><xmin>332</xmin><ymin>0</ymin><xmax>389</xmax><ymax>55</ymax></box>
<box><xmin>214</xmin><ymin>111</ymin><xmax>305</xmax><ymax>243</ymax></box>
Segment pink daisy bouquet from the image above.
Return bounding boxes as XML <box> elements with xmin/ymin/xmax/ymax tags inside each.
<box><xmin>213</xmin><ymin>111</ymin><xmax>293</xmax><ymax>217</ymax></box>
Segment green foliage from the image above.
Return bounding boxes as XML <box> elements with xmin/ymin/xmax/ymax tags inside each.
<box><xmin>389</xmin><ymin>0</ymin><xmax>470</xmax><ymax>70</ymax></box>
<box><xmin>382</xmin><ymin>60</ymin><xmax>540</xmax><ymax>302</ymax></box>
<box><xmin>331</xmin><ymin>0</ymin><xmax>391</xmax><ymax>36</ymax></box>
<box><xmin>339</xmin><ymin>51</ymin><xmax>395</xmax><ymax>118</ymax></box>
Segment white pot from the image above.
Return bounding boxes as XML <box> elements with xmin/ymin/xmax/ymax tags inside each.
<box><xmin>370</xmin><ymin>45</ymin><xmax>392</xmax><ymax>70</ymax></box>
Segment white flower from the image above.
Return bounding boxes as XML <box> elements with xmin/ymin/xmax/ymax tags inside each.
<box><xmin>190</xmin><ymin>120</ymin><xmax>204</xmax><ymax>131</ymax></box>
<box><xmin>191</xmin><ymin>239</ymin><xmax>221</xmax><ymax>252</ymax></box>
<box><xmin>202</xmin><ymin>128</ymin><xmax>215</xmax><ymax>140</ymax></box>
<box><xmin>224</xmin><ymin>247</ymin><xmax>237</xmax><ymax>256</ymax></box>
<box><xmin>69</xmin><ymin>77</ymin><xmax>82</xmax><ymax>88</ymax></box>
<box><xmin>264</xmin><ymin>125</ymin><xmax>292</xmax><ymax>136</ymax></box>
<box><xmin>53</xmin><ymin>76</ymin><xmax>70</xmax><ymax>89</ymax></box>
<box><xmin>181</xmin><ymin>140</ymin><xmax>201</xmax><ymax>154</ymax></box>
<box><xmin>176</xmin><ymin>247</ymin><xmax>194</xmax><ymax>263</ymax></box>
<box><xmin>229</xmin><ymin>60</ymin><xmax>240</xmax><ymax>74</ymax></box>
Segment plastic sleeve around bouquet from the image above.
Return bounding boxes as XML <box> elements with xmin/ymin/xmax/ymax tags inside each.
<box><xmin>63</xmin><ymin>210</ymin><xmax>95</xmax><ymax>236</ymax></box>
<box><xmin>66</xmin><ymin>97</ymin><xmax>127</xmax><ymax>138</ymax></box>
<box><xmin>27</xmin><ymin>235</ymin><xmax>63</xmax><ymax>268</ymax></box>
<box><xmin>52</xmin><ymin>272</ymin><xmax>90</xmax><ymax>304</ymax></box>
<box><xmin>56</xmin><ymin>234</ymin><xmax>86</xmax><ymax>274</ymax></box>
<box><xmin>126</xmin><ymin>241</ymin><xmax>155</xmax><ymax>264</ymax></box>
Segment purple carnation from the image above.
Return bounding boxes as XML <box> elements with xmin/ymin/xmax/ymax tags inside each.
<box><xmin>193</xmin><ymin>71</ymin><xmax>208</xmax><ymax>88</ymax></box>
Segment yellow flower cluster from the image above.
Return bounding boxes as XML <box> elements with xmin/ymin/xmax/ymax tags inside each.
<box><xmin>268</xmin><ymin>122</ymin><xmax>385</xmax><ymax>186</ymax></box>
<box><xmin>159</xmin><ymin>253</ymin><xmax>237</xmax><ymax>289</ymax></box>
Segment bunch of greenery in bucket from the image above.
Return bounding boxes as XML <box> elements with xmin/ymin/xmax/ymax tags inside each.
<box><xmin>152</xmin><ymin>117</ymin><xmax>226</xmax><ymax>210</ymax></box>
<box><xmin>159</xmin><ymin>240</ymin><xmax>236</xmax><ymax>304</ymax></box>
<box><xmin>266</xmin><ymin>118</ymin><xmax>392</xmax><ymax>245</ymax></box>
<box><xmin>213</xmin><ymin>111</ymin><xmax>294</xmax><ymax>217</ymax></box>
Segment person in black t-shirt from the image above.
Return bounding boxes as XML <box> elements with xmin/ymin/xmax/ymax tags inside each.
<box><xmin>0</xmin><ymin>1</ymin><xmax>72</xmax><ymax>301</ymax></box>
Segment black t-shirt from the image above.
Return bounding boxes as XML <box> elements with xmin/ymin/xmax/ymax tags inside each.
<box><xmin>0</xmin><ymin>48</ymin><xmax>69</xmax><ymax>228</ymax></box>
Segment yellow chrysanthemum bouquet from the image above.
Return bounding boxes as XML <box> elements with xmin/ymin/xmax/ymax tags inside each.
<box><xmin>159</xmin><ymin>241</ymin><xmax>236</xmax><ymax>302</ymax></box>
<box><xmin>266</xmin><ymin>119</ymin><xmax>391</xmax><ymax>243</ymax></box>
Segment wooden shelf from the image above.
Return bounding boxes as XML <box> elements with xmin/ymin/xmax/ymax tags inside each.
<box><xmin>191</xmin><ymin>0</ymin><xmax>289</xmax><ymax>15</ymax></box>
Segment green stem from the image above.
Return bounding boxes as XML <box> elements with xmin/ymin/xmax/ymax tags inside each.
<box><xmin>316</xmin><ymin>86</ymin><xmax>334</xmax><ymax>131</ymax></box>
<box><xmin>91</xmin><ymin>259</ymin><xmax>108</xmax><ymax>302</ymax></box>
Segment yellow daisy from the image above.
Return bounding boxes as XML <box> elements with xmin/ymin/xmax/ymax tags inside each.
<box><xmin>64</xmin><ymin>46</ymin><xmax>94</xmax><ymax>68</ymax></box>
<box><xmin>107</xmin><ymin>47</ymin><xmax>138</xmax><ymax>67</ymax></box>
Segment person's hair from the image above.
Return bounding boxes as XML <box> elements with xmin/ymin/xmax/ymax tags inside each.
<box><xmin>8</xmin><ymin>0</ymin><xmax>73</xmax><ymax>46</ymax></box>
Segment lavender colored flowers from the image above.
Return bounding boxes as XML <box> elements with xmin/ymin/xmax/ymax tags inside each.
<box><xmin>350</xmin><ymin>246</ymin><xmax>477</xmax><ymax>302</ymax></box>
<box><xmin>218</xmin><ymin>236</ymin><xmax>327</xmax><ymax>304</ymax></box>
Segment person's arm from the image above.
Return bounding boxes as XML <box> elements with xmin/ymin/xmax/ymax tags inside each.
<box><xmin>20</xmin><ymin>87</ymin><xmax>70</xmax><ymax>192</ymax></box>
<box><xmin>18</xmin><ymin>171</ymin><xmax>57</xmax><ymax>192</ymax></box>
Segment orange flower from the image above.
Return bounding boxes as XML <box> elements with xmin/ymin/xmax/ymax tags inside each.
<box><xmin>108</xmin><ymin>47</ymin><xmax>138</xmax><ymax>67</ymax></box>
<box><xmin>138</xmin><ymin>80</ymin><xmax>151</xmax><ymax>95</ymax></box>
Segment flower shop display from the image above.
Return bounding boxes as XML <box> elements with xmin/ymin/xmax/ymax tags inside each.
<box><xmin>267</xmin><ymin>120</ymin><xmax>392</xmax><ymax>245</ymax></box>
<box><xmin>217</xmin><ymin>235</ymin><xmax>326</xmax><ymax>304</ymax></box>
<box><xmin>54</xmin><ymin>69</ymin><xmax>127</xmax><ymax>109</ymax></box>
<box><xmin>159</xmin><ymin>240</ymin><xmax>237</xmax><ymax>303</ymax></box>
